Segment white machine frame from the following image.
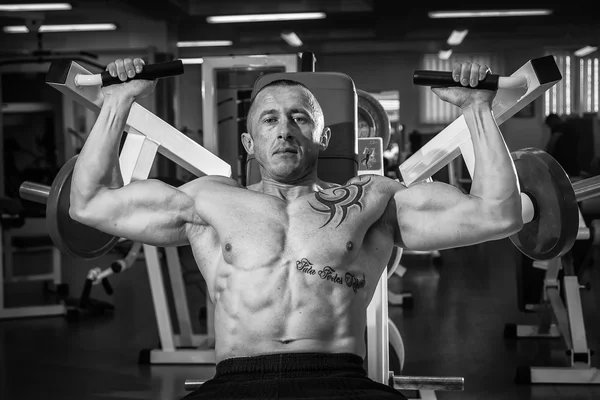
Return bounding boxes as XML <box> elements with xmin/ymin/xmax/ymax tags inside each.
<box><xmin>48</xmin><ymin>59</ymin><xmax>229</xmax><ymax>364</ymax></box>
<box><xmin>401</xmin><ymin>54</ymin><xmax>600</xmax><ymax>387</ymax></box>
<box><xmin>505</xmin><ymin>211</ymin><xmax>600</xmax><ymax>384</ymax></box>
<box><xmin>0</xmin><ymin>217</ymin><xmax>66</xmax><ymax>319</ymax></box>
<box><xmin>45</xmin><ymin>53</ymin><xmax>565</xmax><ymax>400</ymax></box>
<box><xmin>47</xmin><ymin>55</ymin><xmax>300</xmax><ymax>365</ymax></box>
<box><xmin>48</xmin><ymin>55</ymin><xmax>405</xmax><ymax>379</ymax></box>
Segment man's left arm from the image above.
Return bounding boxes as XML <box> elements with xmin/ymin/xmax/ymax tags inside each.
<box><xmin>385</xmin><ymin>62</ymin><xmax>524</xmax><ymax>252</ymax></box>
<box><xmin>385</xmin><ymin>180</ymin><xmax>521</xmax><ymax>252</ymax></box>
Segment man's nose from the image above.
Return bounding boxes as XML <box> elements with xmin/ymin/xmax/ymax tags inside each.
<box><xmin>277</xmin><ymin>118</ymin><xmax>295</xmax><ymax>140</ymax></box>
<box><xmin>278</xmin><ymin>131</ymin><xmax>292</xmax><ymax>141</ymax></box>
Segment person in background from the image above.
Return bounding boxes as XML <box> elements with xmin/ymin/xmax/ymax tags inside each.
<box><xmin>544</xmin><ymin>113</ymin><xmax>580</xmax><ymax>177</ymax></box>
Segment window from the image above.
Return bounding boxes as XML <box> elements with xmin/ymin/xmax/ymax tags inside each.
<box><xmin>420</xmin><ymin>53</ymin><xmax>503</xmax><ymax>124</ymax></box>
<box><xmin>544</xmin><ymin>51</ymin><xmax>600</xmax><ymax>116</ymax></box>
<box><xmin>544</xmin><ymin>52</ymin><xmax>571</xmax><ymax>116</ymax></box>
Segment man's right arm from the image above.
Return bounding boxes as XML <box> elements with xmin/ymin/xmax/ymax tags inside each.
<box><xmin>69</xmin><ymin>58</ymin><xmax>204</xmax><ymax>246</ymax></box>
<box><xmin>71</xmin><ymin>177</ymin><xmax>205</xmax><ymax>247</ymax></box>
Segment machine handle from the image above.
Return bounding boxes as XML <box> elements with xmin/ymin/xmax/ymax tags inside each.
<box><xmin>74</xmin><ymin>60</ymin><xmax>184</xmax><ymax>87</ymax></box>
<box><xmin>413</xmin><ymin>70</ymin><xmax>526</xmax><ymax>90</ymax></box>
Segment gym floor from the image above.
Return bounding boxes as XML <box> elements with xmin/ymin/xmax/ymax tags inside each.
<box><xmin>1</xmin><ymin>237</ymin><xmax>600</xmax><ymax>400</ymax></box>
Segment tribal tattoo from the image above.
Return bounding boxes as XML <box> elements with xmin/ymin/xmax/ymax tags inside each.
<box><xmin>296</xmin><ymin>258</ymin><xmax>366</xmax><ymax>293</ymax></box>
<box><xmin>310</xmin><ymin>177</ymin><xmax>371</xmax><ymax>228</ymax></box>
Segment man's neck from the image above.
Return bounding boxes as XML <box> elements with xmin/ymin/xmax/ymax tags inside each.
<box><xmin>258</xmin><ymin>174</ymin><xmax>324</xmax><ymax>202</ymax></box>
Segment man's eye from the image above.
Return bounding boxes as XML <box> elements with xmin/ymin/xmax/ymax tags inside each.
<box><xmin>263</xmin><ymin>117</ymin><xmax>277</xmax><ymax>123</ymax></box>
<box><xmin>294</xmin><ymin>116</ymin><xmax>308</xmax><ymax>124</ymax></box>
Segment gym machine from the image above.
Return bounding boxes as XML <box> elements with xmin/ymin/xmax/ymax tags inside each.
<box><xmin>407</xmin><ymin>57</ymin><xmax>600</xmax><ymax>386</ymax></box>
<box><xmin>17</xmin><ymin>51</ymin><xmax>567</xmax><ymax>398</ymax></box>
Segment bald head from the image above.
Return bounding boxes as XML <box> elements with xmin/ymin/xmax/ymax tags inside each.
<box><xmin>246</xmin><ymin>79</ymin><xmax>325</xmax><ymax>137</ymax></box>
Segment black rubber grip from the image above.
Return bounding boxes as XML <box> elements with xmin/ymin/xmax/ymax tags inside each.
<box><xmin>102</xmin><ymin>278</ymin><xmax>114</xmax><ymax>295</ymax></box>
<box><xmin>101</xmin><ymin>60</ymin><xmax>184</xmax><ymax>87</ymax></box>
<box><xmin>413</xmin><ymin>70</ymin><xmax>500</xmax><ymax>90</ymax></box>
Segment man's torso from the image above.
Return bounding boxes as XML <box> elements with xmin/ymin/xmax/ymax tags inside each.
<box><xmin>185</xmin><ymin>175</ymin><xmax>398</xmax><ymax>362</ymax></box>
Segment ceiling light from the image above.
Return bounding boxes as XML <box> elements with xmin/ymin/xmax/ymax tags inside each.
<box><xmin>177</xmin><ymin>40</ymin><xmax>232</xmax><ymax>47</ymax></box>
<box><xmin>206</xmin><ymin>12</ymin><xmax>326</xmax><ymax>24</ymax></box>
<box><xmin>447</xmin><ymin>29</ymin><xmax>468</xmax><ymax>46</ymax></box>
<box><xmin>0</xmin><ymin>3</ymin><xmax>71</xmax><ymax>11</ymax></box>
<box><xmin>574</xmin><ymin>46</ymin><xmax>598</xmax><ymax>57</ymax></box>
<box><xmin>281</xmin><ymin>31</ymin><xmax>303</xmax><ymax>47</ymax></box>
<box><xmin>429</xmin><ymin>9</ymin><xmax>552</xmax><ymax>18</ymax></box>
<box><xmin>438</xmin><ymin>49</ymin><xmax>453</xmax><ymax>60</ymax></box>
<box><xmin>180</xmin><ymin>58</ymin><xmax>204</xmax><ymax>65</ymax></box>
<box><xmin>3</xmin><ymin>23</ymin><xmax>116</xmax><ymax>33</ymax></box>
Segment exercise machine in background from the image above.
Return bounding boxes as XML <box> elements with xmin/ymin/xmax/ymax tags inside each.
<box><xmin>505</xmin><ymin>205</ymin><xmax>600</xmax><ymax>384</ymax></box>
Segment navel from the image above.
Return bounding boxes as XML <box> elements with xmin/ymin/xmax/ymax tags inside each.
<box><xmin>346</xmin><ymin>241</ymin><xmax>354</xmax><ymax>251</ymax></box>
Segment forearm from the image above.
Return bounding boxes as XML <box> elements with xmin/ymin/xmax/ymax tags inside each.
<box><xmin>71</xmin><ymin>95</ymin><xmax>135</xmax><ymax>206</ymax></box>
<box><xmin>463</xmin><ymin>104</ymin><xmax>520</xmax><ymax>211</ymax></box>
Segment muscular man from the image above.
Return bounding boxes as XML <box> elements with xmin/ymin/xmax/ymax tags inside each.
<box><xmin>69</xmin><ymin>58</ymin><xmax>523</xmax><ymax>399</ymax></box>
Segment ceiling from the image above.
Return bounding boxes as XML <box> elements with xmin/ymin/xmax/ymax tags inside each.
<box><xmin>0</xmin><ymin>0</ymin><xmax>599</xmax><ymax>57</ymax></box>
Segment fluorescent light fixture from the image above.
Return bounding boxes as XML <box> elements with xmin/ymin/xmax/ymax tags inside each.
<box><xmin>0</xmin><ymin>3</ymin><xmax>71</xmax><ymax>11</ymax></box>
<box><xmin>438</xmin><ymin>49</ymin><xmax>453</xmax><ymax>60</ymax></box>
<box><xmin>281</xmin><ymin>31</ymin><xmax>303</xmax><ymax>47</ymax></box>
<box><xmin>447</xmin><ymin>29</ymin><xmax>468</xmax><ymax>46</ymax></box>
<box><xmin>3</xmin><ymin>23</ymin><xmax>116</xmax><ymax>33</ymax></box>
<box><xmin>180</xmin><ymin>58</ymin><xmax>204</xmax><ymax>65</ymax></box>
<box><xmin>575</xmin><ymin>46</ymin><xmax>598</xmax><ymax>57</ymax></box>
<box><xmin>429</xmin><ymin>9</ymin><xmax>552</xmax><ymax>18</ymax></box>
<box><xmin>206</xmin><ymin>12</ymin><xmax>326</xmax><ymax>24</ymax></box>
<box><xmin>177</xmin><ymin>40</ymin><xmax>233</xmax><ymax>47</ymax></box>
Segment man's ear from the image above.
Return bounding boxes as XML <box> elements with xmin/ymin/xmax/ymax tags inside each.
<box><xmin>319</xmin><ymin>127</ymin><xmax>331</xmax><ymax>151</ymax></box>
<box><xmin>241</xmin><ymin>132</ymin><xmax>254</xmax><ymax>155</ymax></box>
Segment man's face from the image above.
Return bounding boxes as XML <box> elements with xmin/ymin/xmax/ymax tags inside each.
<box><xmin>242</xmin><ymin>85</ymin><xmax>328</xmax><ymax>182</ymax></box>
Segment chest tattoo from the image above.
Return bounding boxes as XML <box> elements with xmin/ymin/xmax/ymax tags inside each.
<box><xmin>309</xmin><ymin>177</ymin><xmax>371</xmax><ymax>228</ymax></box>
<box><xmin>296</xmin><ymin>258</ymin><xmax>366</xmax><ymax>293</ymax></box>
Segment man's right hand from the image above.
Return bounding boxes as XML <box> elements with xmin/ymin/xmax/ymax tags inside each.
<box><xmin>101</xmin><ymin>58</ymin><xmax>157</xmax><ymax>101</ymax></box>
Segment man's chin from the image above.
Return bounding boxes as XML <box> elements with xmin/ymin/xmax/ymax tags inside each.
<box><xmin>270</xmin><ymin>165</ymin><xmax>305</xmax><ymax>182</ymax></box>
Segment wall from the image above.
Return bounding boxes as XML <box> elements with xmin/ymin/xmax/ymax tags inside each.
<box><xmin>175</xmin><ymin>64</ymin><xmax>203</xmax><ymax>135</ymax></box>
<box><xmin>318</xmin><ymin>49</ymin><xmax>555</xmax><ymax>153</ymax></box>
<box><xmin>172</xmin><ymin>48</ymin><xmax>558</xmax><ymax>158</ymax></box>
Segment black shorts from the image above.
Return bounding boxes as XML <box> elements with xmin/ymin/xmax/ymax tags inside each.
<box><xmin>181</xmin><ymin>352</ymin><xmax>407</xmax><ymax>399</ymax></box>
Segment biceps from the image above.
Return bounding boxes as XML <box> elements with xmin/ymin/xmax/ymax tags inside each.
<box><xmin>394</xmin><ymin>184</ymin><xmax>505</xmax><ymax>251</ymax></box>
<box><xmin>78</xmin><ymin>180</ymin><xmax>195</xmax><ymax>246</ymax></box>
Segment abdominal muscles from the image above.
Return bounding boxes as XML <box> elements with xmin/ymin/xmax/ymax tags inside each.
<box><xmin>213</xmin><ymin>258</ymin><xmax>369</xmax><ymax>362</ymax></box>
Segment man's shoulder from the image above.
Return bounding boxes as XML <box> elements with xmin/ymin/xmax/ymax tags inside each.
<box><xmin>180</xmin><ymin>175</ymin><xmax>243</xmax><ymax>196</ymax></box>
<box><xmin>201</xmin><ymin>175</ymin><xmax>242</xmax><ymax>187</ymax></box>
<box><xmin>320</xmin><ymin>175</ymin><xmax>401</xmax><ymax>199</ymax></box>
<box><xmin>343</xmin><ymin>174</ymin><xmax>396</xmax><ymax>189</ymax></box>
